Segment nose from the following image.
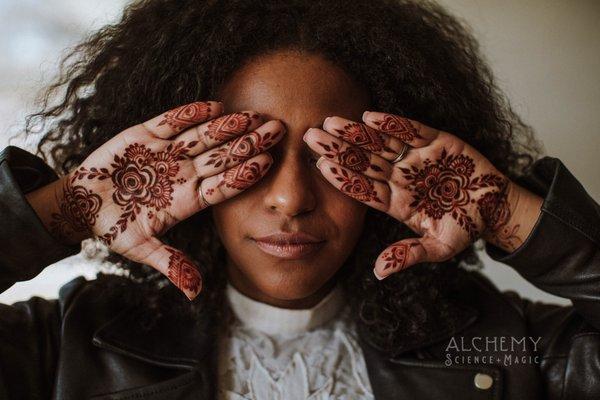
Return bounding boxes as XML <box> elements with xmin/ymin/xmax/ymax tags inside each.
<box><xmin>262</xmin><ymin>151</ymin><xmax>317</xmax><ymax>217</ymax></box>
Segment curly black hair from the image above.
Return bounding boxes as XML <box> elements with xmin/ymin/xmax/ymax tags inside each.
<box><xmin>16</xmin><ymin>0</ymin><xmax>541</xmax><ymax>356</ymax></box>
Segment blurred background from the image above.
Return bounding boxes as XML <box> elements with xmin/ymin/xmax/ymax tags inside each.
<box><xmin>1</xmin><ymin>0</ymin><xmax>599</xmax><ymax>305</ymax></box>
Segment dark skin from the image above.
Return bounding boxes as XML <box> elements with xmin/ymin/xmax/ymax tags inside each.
<box><xmin>213</xmin><ymin>50</ymin><xmax>370</xmax><ymax>308</ymax></box>
<box><xmin>24</xmin><ymin>49</ymin><xmax>542</xmax><ymax>307</ymax></box>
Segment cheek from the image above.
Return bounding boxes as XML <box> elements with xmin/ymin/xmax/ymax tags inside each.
<box><xmin>321</xmin><ymin>185</ymin><xmax>367</xmax><ymax>246</ymax></box>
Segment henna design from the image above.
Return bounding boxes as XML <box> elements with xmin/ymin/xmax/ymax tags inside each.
<box><xmin>335</xmin><ymin>123</ymin><xmax>387</xmax><ymax>153</ymax></box>
<box><xmin>371</xmin><ymin>114</ymin><xmax>423</xmax><ymax>142</ymax></box>
<box><xmin>205</xmin><ymin>112</ymin><xmax>257</xmax><ymax>142</ymax></box>
<box><xmin>165</xmin><ymin>248</ymin><xmax>202</xmax><ymax>299</ymax></box>
<box><xmin>72</xmin><ymin>141</ymin><xmax>196</xmax><ymax>245</ymax></box>
<box><xmin>478</xmin><ymin>188</ymin><xmax>522</xmax><ymax>248</ymax></box>
<box><xmin>205</xmin><ymin>130</ymin><xmax>280</xmax><ymax>168</ymax></box>
<box><xmin>316</xmin><ymin>141</ymin><xmax>382</xmax><ymax>173</ymax></box>
<box><xmin>157</xmin><ymin>102</ymin><xmax>211</xmax><ymax>132</ymax></box>
<box><xmin>50</xmin><ymin>175</ymin><xmax>102</xmax><ymax>241</ymax></box>
<box><xmin>217</xmin><ymin>160</ymin><xmax>270</xmax><ymax>191</ymax></box>
<box><xmin>380</xmin><ymin>243</ymin><xmax>418</xmax><ymax>273</ymax></box>
<box><xmin>400</xmin><ymin>148</ymin><xmax>506</xmax><ymax>241</ymax></box>
<box><xmin>329</xmin><ymin>166</ymin><xmax>383</xmax><ymax>203</ymax></box>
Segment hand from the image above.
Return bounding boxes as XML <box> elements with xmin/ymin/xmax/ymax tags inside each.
<box><xmin>303</xmin><ymin>111</ymin><xmax>541</xmax><ymax>280</ymax></box>
<box><xmin>34</xmin><ymin>101</ymin><xmax>285</xmax><ymax>299</ymax></box>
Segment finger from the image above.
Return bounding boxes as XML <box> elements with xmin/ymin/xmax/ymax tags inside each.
<box><xmin>303</xmin><ymin>127</ymin><xmax>392</xmax><ymax>182</ymax></box>
<box><xmin>142</xmin><ymin>101</ymin><xmax>224</xmax><ymax>139</ymax></box>
<box><xmin>372</xmin><ymin>236</ymin><xmax>454</xmax><ymax>280</ymax></box>
<box><xmin>362</xmin><ymin>111</ymin><xmax>439</xmax><ymax>148</ymax></box>
<box><xmin>315</xmin><ymin>156</ymin><xmax>391</xmax><ymax>212</ymax></box>
<box><xmin>128</xmin><ymin>237</ymin><xmax>202</xmax><ymax>301</ymax></box>
<box><xmin>176</xmin><ymin>111</ymin><xmax>264</xmax><ymax>156</ymax></box>
<box><xmin>198</xmin><ymin>153</ymin><xmax>273</xmax><ymax>206</ymax></box>
<box><xmin>322</xmin><ymin>116</ymin><xmax>406</xmax><ymax>162</ymax></box>
<box><xmin>194</xmin><ymin>120</ymin><xmax>285</xmax><ymax>179</ymax></box>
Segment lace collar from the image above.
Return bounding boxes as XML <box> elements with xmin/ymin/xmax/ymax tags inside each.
<box><xmin>225</xmin><ymin>282</ymin><xmax>346</xmax><ymax>335</ymax></box>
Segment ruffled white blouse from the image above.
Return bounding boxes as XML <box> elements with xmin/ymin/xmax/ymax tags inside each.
<box><xmin>217</xmin><ymin>282</ymin><xmax>375</xmax><ymax>399</ymax></box>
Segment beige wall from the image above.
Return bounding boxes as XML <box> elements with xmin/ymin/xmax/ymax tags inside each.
<box><xmin>1</xmin><ymin>1</ymin><xmax>599</xmax><ymax>304</ymax></box>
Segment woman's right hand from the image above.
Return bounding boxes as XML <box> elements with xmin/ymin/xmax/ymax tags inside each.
<box><xmin>29</xmin><ymin>101</ymin><xmax>285</xmax><ymax>300</ymax></box>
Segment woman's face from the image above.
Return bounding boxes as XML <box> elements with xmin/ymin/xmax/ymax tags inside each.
<box><xmin>212</xmin><ymin>50</ymin><xmax>369</xmax><ymax>308</ymax></box>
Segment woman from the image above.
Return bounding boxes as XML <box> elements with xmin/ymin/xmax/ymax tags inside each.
<box><xmin>1</xmin><ymin>0</ymin><xmax>598</xmax><ymax>399</ymax></box>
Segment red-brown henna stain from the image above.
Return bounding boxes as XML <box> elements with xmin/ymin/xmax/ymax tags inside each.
<box><xmin>217</xmin><ymin>160</ymin><xmax>270</xmax><ymax>191</ymax></box>
<box><xmin>205</xmin><ymin>112</ymin><xmax>258</xmax><ymax>142</ymax></box>
<box><xmin>335</xmin><ymin>123</ymin><xmax>387</xmax><ymax>153</ymax></box>
<box><xmin>478</xmin><ymin>187</ymin><xmax>521</xmax><ymax>248</ymax></box>
<box><xmin>316</xmin><ymin>140</ymin><xmax>383</xmax><ymax>173</ymax></box>
<box><xmin>71</xmin><ymin>141</ymin><xmax>197</xmax><ymax>245</ymax></box>
<box><xmin>205</xmin><ymin>130</ymin><xmax>280</xmax><ymax>168</ymax></box>
<box><xmin>157</xmin><ymin>102</ymin><xmax>212</xmax><ymax>132</ymax></box>
<box><xmin>400</xmin><ymin>148</ymin><xmax>505</xmax><ymax>241</ymax></box>
<box><xmin>165</xmin><ymin>247</ymin><xmax>202</xmax><ymax>299</ymax></box>
<box><xmin>50</xmin><ymin>173</ymin><xmax>103</xmax><ymax>241</ymax></box>
<box><xmin>380</xmin><ymin>242</ymin><xmax>418</xmax><ymax>273</ymax></box>
<box><xmin>371</xmin><ymin>114</ymin><xmax>423</xmax><ymax>142</ymax></box>
<box><xmin>329</xmin><ymin>166</ymin><xmax>384</xmax><ymax>203</ymax></box>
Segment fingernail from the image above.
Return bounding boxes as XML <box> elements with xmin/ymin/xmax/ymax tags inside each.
<box><xmin>316</xmin><ymin>157</ymin><xmax>325</xmax><ymax>168</ymax></box>
<box><xmin>362</xmin><ymin>111</ymin><xmax>371</xmax><ymax>120</ymax></box>
<box><xmin>373</xmin><ymin>267</ymin><xmax>386</xmax><ymax>281</ymax></box>
<box><xmin>323</xmin><ymin>116</ymin><xmax>333</xmax><ymax>126</ymax></box>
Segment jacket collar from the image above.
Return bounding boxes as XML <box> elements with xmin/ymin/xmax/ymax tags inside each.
<box><xmin>91</xmin><ymin>286</ymin><xmax>479</xmax><ymax>370</ymax></box>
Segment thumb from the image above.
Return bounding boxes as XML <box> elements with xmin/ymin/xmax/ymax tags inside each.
<box><xmin>373</xmin><ymin>236</ymin><xmax>448</xmax><ymax>281</ymax></box>
<box><xmin>130</xmin><ymin>237</ymin><xmax>203</xmax><ymax>300</ymax></box>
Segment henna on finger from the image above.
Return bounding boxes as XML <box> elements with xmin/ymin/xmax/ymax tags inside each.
<box><xmin>157</xmin><ymin>102</ymin><xmax>213</xmax><ymax>133</ymax></box>
<box><xmin>205</xmin><ymin>112</ymin><xmax>259</xmax><ymax>141</ymax></box>
<box><xmin>165</xmin><ymin>247</ymin><xmax>203</xmax><ymax>300</ymax></box>
<box><xmin>328</xmin><ymin>166</ymin><xmax>384</xmax><ymax>204</ymax></box>
<box><xmin>204</xmin><ymin>129</ymin><xmax>282</xmax><ymax>169</ymax></box>
<box><xmin>369</xmin><ymin>114</ymin><xmax>423</xmax><ymax>143</ymax></box>
<box><xmin>315</xmin><ymin>139</ymin><xmax>383</xmax><ymax>173</ymax></box>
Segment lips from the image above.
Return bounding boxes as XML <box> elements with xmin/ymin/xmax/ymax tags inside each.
<box><xmin>252</xmin><ymin>231</ymin><xmax>325</xmax><ymax>259</ymax></box>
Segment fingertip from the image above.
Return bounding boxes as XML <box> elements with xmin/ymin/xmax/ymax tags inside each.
<box><xmin>373</xmin><ymin>267</ymin><xmax>386</xmax><ymax>281</ymax></box>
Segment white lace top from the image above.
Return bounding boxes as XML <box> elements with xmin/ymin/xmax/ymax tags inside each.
<box><xmin>217</xmin><ymin>282</ymin><xmax>375</xmax><ymax>399</ymax></box>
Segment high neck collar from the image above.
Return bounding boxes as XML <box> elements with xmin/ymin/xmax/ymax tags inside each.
<box><xmin>225</xmin><ymin>282</ymin><xmax>346</xmax><ymax>335</ymax></box>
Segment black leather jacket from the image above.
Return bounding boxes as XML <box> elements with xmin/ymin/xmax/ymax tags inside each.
<box><xmin>0</xmin><ymin>145</ymin><xmax>599</xmax><ymax>400</ymax></box>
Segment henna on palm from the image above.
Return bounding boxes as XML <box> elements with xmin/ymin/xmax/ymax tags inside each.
<box><xmin>400</xmin><ymin>148</ymin><xmax>506</xmax><ymax>241</ymax></box>
<box><xmin>50</xmin><ymin>175</ymin><xmax>102</xmax><ymax>242</ymax></box>
<box><xmin>478</xmin><ymin>187</ymin><xmax>522</xmax><ymax>249</ymax></box>
<box><xmin>57</xmin><ymin>141</ymin><xmax>198</xmax><ymax>245</ymax></box>
<box><xmin>316</xmin><ymin>140</ymin><xmax>382</xmax><ymax>173</ymax></box>
<box><xmin>205</xmin><ymin>130</ymin><xmax>281</xmax><ymax>168</ymax></box>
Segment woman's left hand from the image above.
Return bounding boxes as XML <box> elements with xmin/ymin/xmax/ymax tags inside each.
<box><xmin>303</xmin><ymin>111</ymin><xmax>542</xmax><ymax>280</ymax></box>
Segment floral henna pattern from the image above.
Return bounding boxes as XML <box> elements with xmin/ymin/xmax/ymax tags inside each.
<box><xmin>400</xmin><ymin>148</ymin><xmax>506</xmax><ymax>241</ymax></box>
<box><xmin>380</xmin><ymin>243</ymin><xmax>417</xmax><ymax>273</ymax></box>
<box><xmin>157</xmin><ymin>102</ymin><xmax>211</xmax><ymax>132</ymax></box>
<box><xmin>336</xmin><ymin>123</ymin><xmax>388</xmax><ymax>153</ymax></box>
<box><xmin>205</xmin><ymin>112</ymin><xmax>258</xmax><ymax>142</ymax></box>
<box><xmin>50</xmin><ymin>175</ymin><xmax>102</xmax><ymax>241</ymax></box>
<box><xmin>217</xmin><ymin>160</ymin><xmax>270</xmax><ymax>191</ymax></box>
<box><xmin>165</xmin><ymin>248</ymin><xmax>202</xmax><ymax>299</ymax></box>
<box><xmin>478</xmin><ymin>188</ymin><xmax>521</xmax><ymax>248</ymax></box>
<box><xmin>371</xmin><ymin>114</ymin><xmax>423</xmax><ymax>142</ymax></box>
<box><xmin>72</xmin><ymin>141</ymin><xmax>197</xmax><ymax>245</ymax></box>
<box><xmin>316</xmin><ymin>141</ymin><xmax>382</xmax><ymax>173</ymax></box>
<box><xmin>205</xmin><ymin>130</ymin><xmax>281</xmax><ymax>168</ymax></box>
<box><xmin>329</xmin><ymin>166</ymin><xmax>383</xmax><ymax>203</ymax></box>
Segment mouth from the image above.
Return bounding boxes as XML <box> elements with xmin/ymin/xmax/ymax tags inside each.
<box><xmin>251</xmin><ymin>231</ymin><xmax>326</xmax><ymax>260</ymax></box>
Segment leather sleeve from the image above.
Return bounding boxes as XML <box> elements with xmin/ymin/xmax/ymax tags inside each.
<box><xmin>0</xmin><ymin>145</ymin><xmax>81</xmax><ymax>294</ymax></box>
<box><xmin>485</xmin><ymin>156</ymin><xmax>600</xmax><ymax>399</ymax></box>
<box><xmin>0</xmin><ymin>145</ymin><xmax>84</xmax><ymax>398</ymax></box>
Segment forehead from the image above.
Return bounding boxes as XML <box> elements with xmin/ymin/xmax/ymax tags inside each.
<box><xmin>218</xmin><ymin>50</ymin><xmax>370</xmax><ymax>128</ymax></box>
